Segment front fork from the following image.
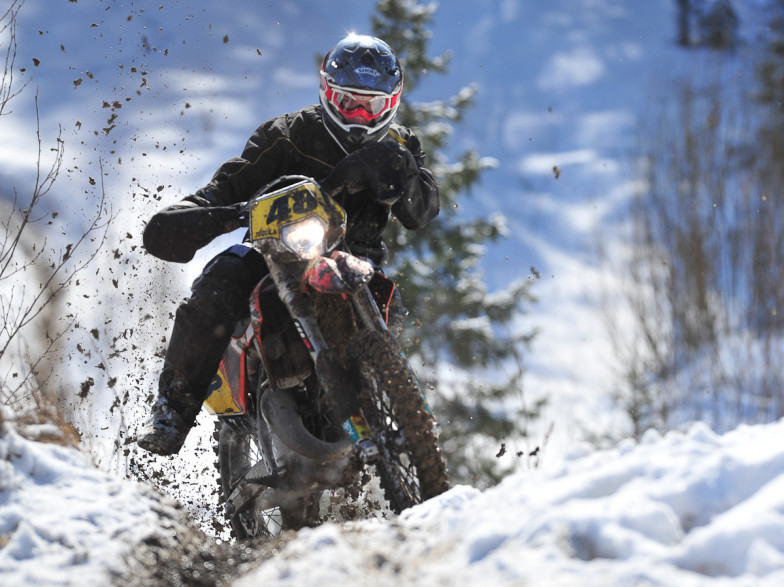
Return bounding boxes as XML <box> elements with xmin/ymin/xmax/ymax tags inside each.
<box><xmin>267</xmin><ymin>256</ymin><xmax>385</xmax><ymax>457</ymax></box>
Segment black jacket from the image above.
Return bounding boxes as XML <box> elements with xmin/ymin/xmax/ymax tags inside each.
<box><xmin>143</xmin><ymin>104</ymin><xmax>439</xmax><ymax>264</ymax></box>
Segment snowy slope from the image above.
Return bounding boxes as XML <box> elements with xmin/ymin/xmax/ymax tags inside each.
<box><xmin>236</xmin><ymin>419</ymin><xmax>784</xmax><ymax>586</ymax></box>
<box><xmin>3</xmin><ymin>411</ymin><xmax>784</xmax><ymax>585</ymax></box>
<box><xmin>0</xmin><ymin>413</ymin><xmax>202</xmax><ymax>586</ymax></box>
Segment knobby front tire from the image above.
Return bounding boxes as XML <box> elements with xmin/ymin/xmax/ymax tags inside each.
<box><xmin>350</xmin><ymin>329</ymin><xmax>449</xmax><ymax>512</ymax></box>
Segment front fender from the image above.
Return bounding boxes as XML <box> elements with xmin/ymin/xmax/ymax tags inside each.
<box><xmin>304</xmin><ymin>250</ymin><xmax>375</xmax><ymax>295</ymax></box>
<box><xmin>260</xmin><ymin>386</ymin><xmax>353</xmax><ymax>462</ymax></box>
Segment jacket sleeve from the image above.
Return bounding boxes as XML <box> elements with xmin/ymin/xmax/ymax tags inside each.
<box><xmin>142</xmin><ymin>118</ymin><xmax>286</xmax><ymax>262</ymax></box>
<box><xmin>390</xmin><ymin>130</ymin><xmax>440</xmax><ymax>230</ymax></box>
<box><xmin>142</xmin><ymin>199</ymin><xmax>243</xmax><ymax>263</ymax></box>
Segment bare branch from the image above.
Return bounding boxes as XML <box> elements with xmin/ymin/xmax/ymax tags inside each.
<box><xmin>0</xmin><ymin>0</ymin><xmax>114</xmax><ymax>410</ymax></box>
<box><xmin>1</xmin><ymin>320</ymin><xmax>71</xmax><ymax>410</ymax></box>
<box><xmin>0</xmin><ymin>0</ymin><xmax>27</xmax><ymax>118</ymax></box>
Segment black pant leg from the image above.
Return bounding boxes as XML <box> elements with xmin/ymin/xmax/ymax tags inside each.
<box><xmin>159</xmin><ymin>246</ymin><xmax>267</xmax><ymax>402</ymax></box>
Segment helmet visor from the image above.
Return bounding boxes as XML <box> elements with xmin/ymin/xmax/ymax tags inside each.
<box><xmin>323</xmin><ymin>81</ymin><xmax>400</xmax><ymax>125</ymax></box>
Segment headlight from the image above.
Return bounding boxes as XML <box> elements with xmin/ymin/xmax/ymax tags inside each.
<box><xmin>281</xmin><ymin>217</ymin><xmax>327</xmax><ymax>260</ymax></box>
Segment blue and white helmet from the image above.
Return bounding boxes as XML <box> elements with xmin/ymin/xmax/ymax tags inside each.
<box><xmin>319</xmin><ymin>34</ymin><xmax>403</xmax><ymax>151</ymax></box>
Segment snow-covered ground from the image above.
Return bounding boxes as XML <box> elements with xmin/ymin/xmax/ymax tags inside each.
<box><xmin>0</xmin><ymin>412</ymin><xmax>200</xmax><ymax>586</ymax></box>
<box><xmin>4</xmin><ymin>410</ymin><xmax>784</xmax><ymax>586</ymax></box>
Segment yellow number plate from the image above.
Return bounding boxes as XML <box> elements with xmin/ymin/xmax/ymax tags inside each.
<box><xmin>250</xmin><ymin>181</ymin><xmax>338</xmax><ymax>241</ymax></box>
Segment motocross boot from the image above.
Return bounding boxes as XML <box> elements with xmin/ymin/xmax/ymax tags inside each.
<box><xmin>136</xmin><ymin>380</ymin><xmax>202</xmax><ymax>455</ymax></box>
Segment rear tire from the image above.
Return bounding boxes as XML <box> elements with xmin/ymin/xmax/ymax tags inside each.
<box><xmin>216</xmin><ymin>418</ymin><xmax>320</xmax><ymax>540</ymax></box>
<box><xmin>216</xmin><ymin>419</ymin><xmax>284</xmax><ymax>539</ymax></box>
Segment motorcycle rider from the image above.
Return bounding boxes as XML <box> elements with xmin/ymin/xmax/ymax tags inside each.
<box><xmin>136</xmin><ymin>34</ymin><xmax>440</xmax><ymax>455</ymax></box>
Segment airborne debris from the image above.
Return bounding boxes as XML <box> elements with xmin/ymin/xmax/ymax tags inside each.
<box><xmin>79</xmin><ymin>377</ymin><xmax>95</xmax><ymax>399</ymax></box>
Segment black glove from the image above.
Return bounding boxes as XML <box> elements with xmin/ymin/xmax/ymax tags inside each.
<box><xmin>321</xmin><ymin>141</ymin><xmax>417</xmax><ymax>205</ymax></box>
<box><xmin>143</xmin><ymin>201</ymin><xmax>246</xmax><ymax>263</ymax></box>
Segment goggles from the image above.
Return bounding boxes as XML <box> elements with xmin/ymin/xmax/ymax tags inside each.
<box><xmin>322</xmin><ymin>81</ymin><xmax>400</xmax><ymax>124</ymax></box>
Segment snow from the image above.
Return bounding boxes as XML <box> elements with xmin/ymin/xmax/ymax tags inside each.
<box><xmin>233</xmin><ymin>419</ymin><xmax>784</xmax><ymax>586</ymax></box>
<box><xmin>0</xmin><ymin>413</ymin><xmax>194</xmax><ymax>585</ymax></box>
<box><xmin>3</xmin><ymin>0</ymin><xmax>784</xmax><ymax>584</ymax></box>
<box><xmin>4</xmin><ymin>412</ymin><xmax>784</xmax><ymax>585</ymax></box>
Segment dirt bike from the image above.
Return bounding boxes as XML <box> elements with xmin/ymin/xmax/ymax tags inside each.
<box><xmin>202</xmin><ymin>175</ymin><xmax>449</xmax><ymax>539</ymax></box>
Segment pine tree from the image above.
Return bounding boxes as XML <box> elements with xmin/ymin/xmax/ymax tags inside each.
<box><xmin>371</xmin><ymin>0</ymin><xmax>540</xmax><ymax>487</ymax></box>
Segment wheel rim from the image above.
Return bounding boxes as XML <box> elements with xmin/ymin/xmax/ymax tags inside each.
<box><xmin>220</xmin><ymin>425</ymin><xmax>285</xmax><ymax>538</ymax></box>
